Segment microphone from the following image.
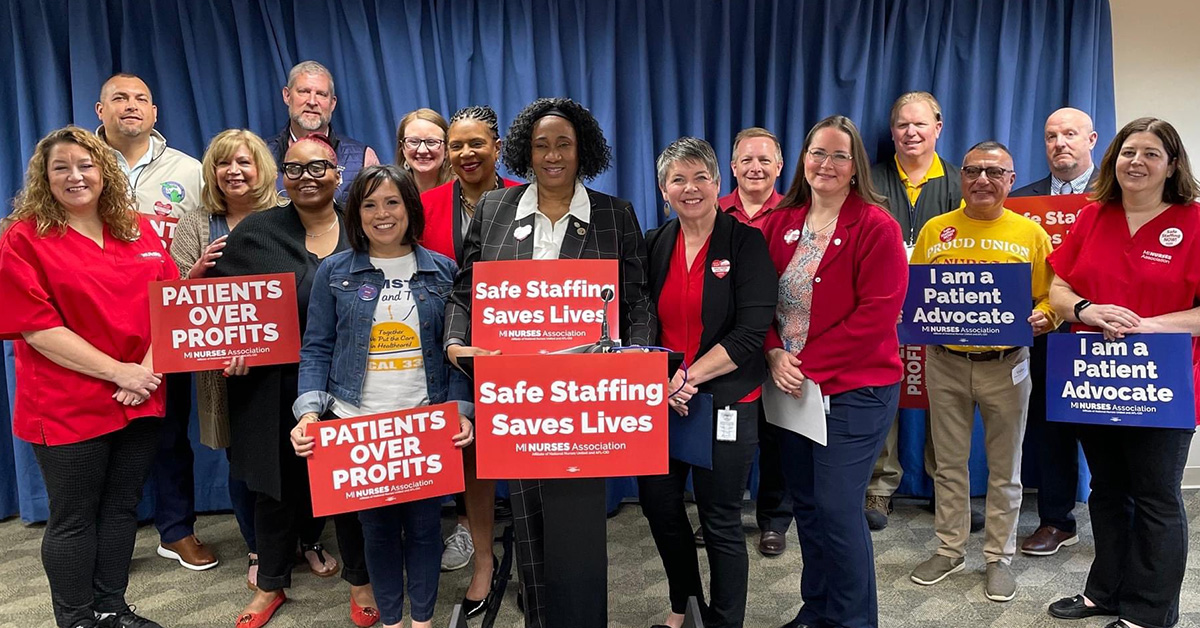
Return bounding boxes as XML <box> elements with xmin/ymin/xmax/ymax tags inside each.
<box><xmin>591</xmin><ymin>287</ymin><xmax>616</xmax><ymax>353</ymax></box>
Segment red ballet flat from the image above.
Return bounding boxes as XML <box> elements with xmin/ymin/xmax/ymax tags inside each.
<box><xmin>235</xmin><ymin>591</ymin><xmax>286</xmax><ymax>628</ymax></box>
<box><xmin>350</xmin><ymin>597</ymin><xmax>380</xmax><ymax>627</ymax></box>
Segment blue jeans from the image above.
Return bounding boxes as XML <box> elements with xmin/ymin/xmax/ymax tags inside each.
<box><xmin>358</xmin><ymin>497</ymin><xmax>443</xmax><ymax>624</ymax></box>
<box><xmin>781</xmin><ymin>384</ymin><xmax>898</xmax><ymax>628</ymax></box>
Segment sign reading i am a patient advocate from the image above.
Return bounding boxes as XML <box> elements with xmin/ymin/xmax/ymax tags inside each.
<box><xmin>898</xmin><ymin>263</ymin><xmax>1034</xmax><ymax>347</ymax></box>
<box><xmin>1003</xmin><ymin>194</ymin><xmax>1088</xmax><ymax>249</ymax></box>
<box><xmin>471</xmin><ymin>259</ymin><xmax>619</xmax><ymax>354</ymax></box>
<box><xmin>306</xmin><ymin>403</ymin><xmax>465</xmax><ymax>517</ymax></box>
<box><xmin>1047</xmin><ymin>333</ymin><xmax>1196</xmax><ymax>428</ymax></box>
<box><xmin>473</xmin><ymin>352</ymin><xmax>669</xmax><ymax>479</ymax></box>
<box><xmin>149</xmin><ymin>273</ymin><xmax>301</xmax><ymax>372</ymax></box>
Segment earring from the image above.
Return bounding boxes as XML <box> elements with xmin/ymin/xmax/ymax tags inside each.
<box><xmin>851</xmin><ymin>175</ymin><xmax>857</xmax><ymax>185</ymax></box>
<box><xmin>663</xmin><ymin>202</ymin><xmax>672</xmax><ymax>216</ymax></box>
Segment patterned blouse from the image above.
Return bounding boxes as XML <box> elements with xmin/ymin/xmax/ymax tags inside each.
<box><xmin>777</xmin><ymin>224</ymin><xmax>833</xmax><ymax>353</ymax></box>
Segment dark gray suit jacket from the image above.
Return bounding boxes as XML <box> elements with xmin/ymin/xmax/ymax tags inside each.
<box><xmin>1011</xmin><ymin>169</ymin><xmax>1100</xmax><ymax>197</ymax></box>
<box><xmin>444</xmin><ymin>183</ymin><xmax>656</xmax><ymax>347</ymax></box>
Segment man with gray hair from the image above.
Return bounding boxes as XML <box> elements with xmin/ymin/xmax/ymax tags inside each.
<box><xmin>264</xmin><ymin>60</ymin><xmax>380</xmax><ymax>203</ymax></box>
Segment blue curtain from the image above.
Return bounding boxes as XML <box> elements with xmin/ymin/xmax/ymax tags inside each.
<box><xmin>1</xmin><ymin>0</ymin><xmax>1114</xmax><ymax>521</ymax></box>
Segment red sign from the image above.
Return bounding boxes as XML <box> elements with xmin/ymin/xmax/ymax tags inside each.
<box><xmin>147</xmin><ymin>215</ymin><xmax>179</xmax><ymax>251</ymax></box>
<box><xmin>471</xmin><ymin>259</ymin><xmax>619</xmax><ymax>354</ymax></box>
<box><xmin>149</xmin><ymin>272</ymin><xmax>301</xmax><ymax>373</ymax></box>
<box><xmin>899</xmin><ymin>344</ymin><xmax>929</xmax><ymax>409</ymax></box>
<box><xmin>473</xmin><ymin>352</ymin><xmax>669</xmax><ymax>479</ymax></box>
<box><xmin>306</xmin><ymin>403</ymin><xmax>465</xmax><ymax>517</ymax></box>
<box><xmin>1005</xmin><ymin>194</ymin><xmax>1089</xmax><ymax>249</ymax></box>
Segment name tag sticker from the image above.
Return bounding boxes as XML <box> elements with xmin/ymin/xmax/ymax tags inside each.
<box><xmin>716</xmin><ymin>407</ymin><xmax>737</xmax><ymax>442</ymax></box>
<box><xmin>1012</xmin><ymin>359</ymin><xmax>1030</xmax><ymax>386</ymax></box>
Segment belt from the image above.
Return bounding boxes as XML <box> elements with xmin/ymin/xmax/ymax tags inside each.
<box><xmin>943</xmin><ymin>347</ymin><xmax>1021</xmax><ymax>362</ymax></box>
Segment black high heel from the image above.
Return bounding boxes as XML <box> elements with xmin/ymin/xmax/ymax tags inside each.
<box><xmin>461</xmin><ymin>553</ymin><xmax>498</xmax><ymax>618</ymax></box>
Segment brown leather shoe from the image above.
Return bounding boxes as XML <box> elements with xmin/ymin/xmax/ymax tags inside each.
<box><xmin>1020</xmin><ymin>525</ymin><xmax>1079</xmax><ymax>556</ymax></box>
<box><xmin>758</xmin><ymin>530</ymin><xmax>786</xmax><ymax>557</ymax></box>
<box><xmin>158</xmin><ymin>534</ymin><xmax>219</xmax><ymax>570</ymax></box>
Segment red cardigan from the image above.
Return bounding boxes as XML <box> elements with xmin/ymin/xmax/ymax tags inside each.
<box><xmin>760</xmin><ymin>193</ymin><xmax>908</xmax><ymax>396</ymax></box>
<box><xmin>420</xmin><ymin>178</ymin><xmax>521</xmax><ymax>261</ymax></box>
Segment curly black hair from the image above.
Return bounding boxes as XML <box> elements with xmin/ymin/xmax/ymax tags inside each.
<box><xmin>502</xmin><ymin>97</ymin><xmax>612</xmax><ymax>181</ymax></box>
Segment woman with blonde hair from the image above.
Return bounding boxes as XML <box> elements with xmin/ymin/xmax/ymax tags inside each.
<box><xmin>0</xmin><ymin>126</ymin><xmax>177</xmax><ymax>628</ymax></box>
<box><xmin>395</xmin><ymin>108</ymin><xmax>451</xmax><ymax>193</ymax></box>
<box><xmin>170</xmin><ymin>128</ymin><xmax>283</xmax><ymax>589</ymax></box>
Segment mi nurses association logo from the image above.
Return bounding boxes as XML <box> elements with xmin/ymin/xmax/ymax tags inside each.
<box><xmin>161</xmin><ymin>181</ymin><xmax>186</xmax><ymax>204</ymax></box>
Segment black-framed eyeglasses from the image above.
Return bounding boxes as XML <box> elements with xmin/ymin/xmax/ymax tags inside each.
<box><xmin>281</xmin><ymin>160</ymin><xmax>340</xmax><ymax>180</ymax></box>
<box><xmin>402</xmin><ymin>137</ymin><xmax>445</xmax><ymax>150</ymax></box>
<box><xmin>807</xmin><ymin>149</ymin><xmax>853</xmax><ymax>165</ymax></box>
<box><xmin>961</xmin><ymin>165</ymin><xmax>1014</xmax><ymax>180</ymax></box>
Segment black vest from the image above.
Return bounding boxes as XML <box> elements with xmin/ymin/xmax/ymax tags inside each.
<box><xmin>266</xmin><ymin>125</ymin><xmax>369</xmax><ymax>206</ymax></box>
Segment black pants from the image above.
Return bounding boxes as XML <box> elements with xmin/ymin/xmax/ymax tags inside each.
<box><xmin>639</xmin><ymin>400</ymin><xmax>758</xmax><ymax>628</ymax></box>
<box><xmin>1026</xmin><ymin>329</ymin><xmax>1079</xmax><ymax>532</ymax></box>
<box><xmin>1079</xmin><ymin>424</ymin><xmax>1192</xmax><ymax>628</ymax></box>
<box><xmin>151</xmin><ymin>372</ymin><xmax>196</xmax><ymax>544</ymax></box>
<box><xmin>32</xmin><ymin>417</ymin><xmax>161</xmax><ymax>628</ymax></box>
<box><xmin>755</xmin><ymin>401</ymin><xmax>792</xmax><ymax>534</ymax></box>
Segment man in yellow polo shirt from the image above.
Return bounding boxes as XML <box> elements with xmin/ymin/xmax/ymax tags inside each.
<box><xmin>907</xmin><ymin>141</ymin><xmax>1057</xmax><ymax>603</ymax></box>
<box><xmin>867</xmin><ymin>91</ymin><xmax>967</xmax><ymax>531</ymax></box>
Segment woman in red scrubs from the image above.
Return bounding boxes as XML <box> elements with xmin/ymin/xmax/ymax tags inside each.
<box><xmin>1047</xmin><ymin>117</ymin><xmax>1200</xmax><ymax>628</ymax></box>
<box><xmin>0</xmin><ymin>126</ymin><xmax>177</xmax><ymax>628</ymax></box>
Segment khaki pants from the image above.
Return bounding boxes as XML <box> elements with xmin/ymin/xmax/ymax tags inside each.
<box><xmin>867</xmin><ymin>412</ymin><xmax>936</xmax><ymax>497</ymax></box>
<box><xmin>925</xmin><ymin>346</ymin><xmax>1031</xmax><ymax>564</ymax></box>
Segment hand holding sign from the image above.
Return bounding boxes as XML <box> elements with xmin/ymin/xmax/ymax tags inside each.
<box><xmin>1029</xmin><ymin>309</ymin><xmax>1052</xmax><ymax>336</ymax></box>
<box><xmin>1078</xmin><ymin>303</ymin><xmax>1142</xmax><ymax>339</ymax></box>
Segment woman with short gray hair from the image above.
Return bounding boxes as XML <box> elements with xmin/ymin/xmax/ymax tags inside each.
<box><xmin>639</xmin><ymin>137</ymin><xmax>777</xmax><ymax>628</ymax></box>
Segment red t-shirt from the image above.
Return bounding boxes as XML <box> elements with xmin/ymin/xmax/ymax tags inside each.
<box><xmin>0</xmin><ymin>215</ymin><xmax>180</xmax><ymax>444</ymax></box>
<box><xmin>658</xmin><ymin>231</ymin><xmax>759</xmax><ymax>403</ymax></box>
<box><xmin>1047</xmin><ymin>201</ymin><xmax>1200</xmax><ymax>424</ymax></box>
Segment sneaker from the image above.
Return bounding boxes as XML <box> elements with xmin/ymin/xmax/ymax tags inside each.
<box><xmin>441</xmin><ymin>523</ymin><xmax>474</xmax><ymax>572</ymax></box>
<box><xmin>985</xmin><ymin>561</ymin><xmax>1017</xmax><ymax>602</ymax></box>
<box><xmin>910</xmin><ymin>554</ymin><xmax>965</xmax><ymax>586</ymax></box>
<box><xmin>865</xmin><ymin>495</ymin><xmax>892</xmax><ymax>530</ymax></box>
<box><xmin>96</xmin><ymin>606</ymin><xmax>163</xmax><ymax>628</ymax></box>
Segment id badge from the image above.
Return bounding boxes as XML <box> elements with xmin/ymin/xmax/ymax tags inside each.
<box><xmin>716</xmin><ymin>407</ymin><xmax>737</xmax><ymax>442</ymax></box>
<box><xmin>823</xmin><ymin>395</ymin><xmax>831</xmax><ymax>415</ymax></box>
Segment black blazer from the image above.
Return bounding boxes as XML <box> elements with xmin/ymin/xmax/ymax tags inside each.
<box><xmin>645</xmin><ymin>210</ymin><xmax>777</xmax><ymax>407</ymax></box>
<box><xmin>445</xmin><ymin>183</ymin><xmax>656</xmax><ymax>347</ymax></box>
<box><xmin>1011</xmin><ymin>169</ymin><xmax>1100</xmax><ymax>197</ymax></box>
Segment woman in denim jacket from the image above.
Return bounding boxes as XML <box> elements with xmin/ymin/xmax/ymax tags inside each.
<box><xmin>291</xmin><ymin>164</ymin><xmax>475</xmax><ymax>628</ymax></box>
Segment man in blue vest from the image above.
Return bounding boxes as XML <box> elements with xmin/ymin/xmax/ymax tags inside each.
<box><xmin>265</xmin><ymin>60</ymin><xmax>380</xmax><ymax>204</ymax></box>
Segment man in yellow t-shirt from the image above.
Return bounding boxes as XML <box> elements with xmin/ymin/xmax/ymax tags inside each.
<box><xmin>908</xmin><ymin>141</ymin><xmax>1057</xmax><ymax>604</ymax></box>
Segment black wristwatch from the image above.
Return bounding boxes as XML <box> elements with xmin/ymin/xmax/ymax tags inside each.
<box><xmin>1073</xmin><ymin>299</ymin><xmax>1093</xmax><ymax>321</ymax></box>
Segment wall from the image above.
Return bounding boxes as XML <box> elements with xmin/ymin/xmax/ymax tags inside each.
<box><xmin>1110</xmin><ymin>0</ymin><xmax>1200</xmax><ymax>485</ymax></box>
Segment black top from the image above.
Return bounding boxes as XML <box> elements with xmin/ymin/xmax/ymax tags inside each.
<box><xmin>871</xmin><ymin>155</ymin><xmax>963</xmax><ymax>245</ymax></box>
<box><xmin>210</xmin><ymin>202</ymin><xmax>348</xmax><ymax>500</ymax></box>
<box><xmin>645</xmin><ymin>210</ymin><xmax>777</xmax><ymax>407</ymax></box>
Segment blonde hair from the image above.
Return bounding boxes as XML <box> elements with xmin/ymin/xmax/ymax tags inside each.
<box><xmin>889</xmin><ymin>91</ymin><xmax>943</xmax><ymax>127</ymax></box>
<box><xmin>395</xmin><ymin>108</ymin><xmax>452</xmax><ymax>185</ymax></box>
<box><xmin>200</xmin><ymin>129</ymin><xmax>280</xmax><ymax>215</ymax></box>
<box><xmin>731</xmin><ymin>127</ymin><xmax>782</xmax><ymax>163</ymax></box>
<box><xmin>10</xmin><ymin>126</ymin><xmax>139</xmax><ymax>240</ymax></box>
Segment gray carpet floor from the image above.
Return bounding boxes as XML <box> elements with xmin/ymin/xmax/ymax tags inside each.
<box><xmin>2</xmin><ymin>492</ymin><xmax>1200</xmax><ymax>628</ymax></box>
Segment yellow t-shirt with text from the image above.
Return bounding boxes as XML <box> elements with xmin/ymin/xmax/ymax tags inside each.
<box><xmin>910</xmin><ymin>208</ymin><xmax>1058</xmax><ymax>351</ymax></box>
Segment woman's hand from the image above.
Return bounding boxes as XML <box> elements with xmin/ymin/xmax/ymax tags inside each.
<box><xmin>447</xmin><ymin>344</ymin><xmax>501</xmax><ymax>369</ymax></box>
<box><xmin>291</xmin><ymin>413</ymin><xmax>320</xmax><ymax>458</ymax></box>
<box><xmin>1079</xmin><ymin>304</ymin><xmax>1141</xmax><ymax>339</ymax></box>
<box><xmin>188</xmin><ymin>235</ymin><xmax>227</xmax><ymax>279</ymax></box>
<box><xmin>113</xmin><ymin>387</ymin><xmax>148</xmax><ymax>406</ymax></box>
<box><xmin>452</xmin><ymin>415</ymin><xmax>474</xmax><ymax>448</ymax></box>
<box><xmin>668</xmin><ymin>369</ymin><xmax>697</xmax><ymax>416</ymax></box>
<box><xmin>768</xmin><ymin>348</ymin><xmax>806</xmax><ymax>398</ymax></box>
<box><xmin>223</xmin><ymin>356</ymin><xmax>249</xmax><ymax>377</ymax></box>
<box><xmin>110</xmin><ymin>362</ymin><xmax>161</xmax><ymax>398</ymax></box>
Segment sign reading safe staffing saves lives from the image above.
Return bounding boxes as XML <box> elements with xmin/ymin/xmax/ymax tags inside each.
<box><xmin>1003</xmin><ymin>194</ymin><xmax>1088</xmax><ymax>249</ymax></box>
<box><xmin>1047</xmin><ymin>333</ymin><xmax>1196</xmax><ymax>428</ymax></box>
<box><xmin>149</xmin><ymin>272</ymin><xmax>301</xmax><ymax>372</ymax></box>
<box><xmin>306</xmin><ymin>402</ymin><xmax>465</xmax><ymax>517</ymax></box>
<box><xmin>473</xmin><ymin>352</ymin><xmax>668</xmax><ymax>479</ymax></box>
<box><xmin>471</xmin><ymin>259</ymin><xmax>619</xmax><ymax>354</ymax></box>
<box><xmin>899</xmin><ymin>263</ymin><xmax>1034</xmax><ymax>347</ymax></box>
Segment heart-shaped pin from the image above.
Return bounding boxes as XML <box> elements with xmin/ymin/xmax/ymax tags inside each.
<box><xmin>514</xmin><ymin>224</ymin><xmax>533</xmax><ymax>241</ymax></box>
<box><xmin>711</xmin><ymin>259</ymin><xmax>731</xmax><ymax>278</ymax></box>
<box><xmin>784</xmin><ymin>229</ymin><xmax>801</xmax><ymax>245</ymax></box>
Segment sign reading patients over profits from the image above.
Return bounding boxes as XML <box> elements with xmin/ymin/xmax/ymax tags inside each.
<box><xmin>471</xmin><ymin>259</ymin><xmax>619</xmax><ymax>354</ymax></box>
<box><xmin>306</xmin><ymin>402</ymin><xmax>465</xmax><ymax>517</ymax></box>
<box><xmin>899</xmin><ymin>263</ymin><xmax>1034</xmax><ymax>347</ymax></box>
<box><xmin>473</xmin><ymin>352</ymin><xmax>668</xmax><ymax>479</ymax></box>
<box><xmin>149</xmin><ymin>272</ymin><xmax>301</xmax><ymax>372</ymax></box>
<box><xmin>1047</xmin><ymin>333</ymin><xmax>1196</xmax><ymax>428</ymax></box>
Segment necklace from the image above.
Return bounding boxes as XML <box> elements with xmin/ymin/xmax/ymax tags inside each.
<box><xmin>459</xmin><ymin>175</ymin><xmax>503</xmax><ymax>217</ymax></box>
<box><xmin>306</xmin><ymin>216</ymin><xmax>338</xmax><ymax>239</ymax></box>
<box><xmin>806</xmin><ymin>213</ymin><xmax>838</xmax><ymax>234</ymax></box>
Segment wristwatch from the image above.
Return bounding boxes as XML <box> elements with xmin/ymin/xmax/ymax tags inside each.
<box><xmin>1073</xmin><ymin>299</ymin><xmax>1093</xmax><ymax>321</ymax></box>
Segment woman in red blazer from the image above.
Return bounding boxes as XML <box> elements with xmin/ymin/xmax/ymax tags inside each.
<box><xmin>760</xmin><ymin>115</ymin><xmax>907</xmax><ymax>628</ymax></box>
<box><xmin>419</xmin><ymin>106</ymin><xmax>520</xmax><ymax>263</ymax></box>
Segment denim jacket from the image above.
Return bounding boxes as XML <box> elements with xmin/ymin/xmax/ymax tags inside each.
<box><xmin>293</xmin><ymin>245</ymin><xmax>473</xmax><ymax>420</ymax></box>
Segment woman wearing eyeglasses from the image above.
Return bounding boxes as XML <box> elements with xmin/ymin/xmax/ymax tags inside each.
<box><xmin>395</xmin><ymin>109</ymin><xmax>452</xmax><ymax>194</ymax></box>
<box><xmin>760</xmin><ymin>115</ymin><xmax>907</xmax><ymax>628</ymax></box>
<box><xmin>211</xmin><ymin>135</ymin><xmax>375</xmax><ymax>628</ymax></box>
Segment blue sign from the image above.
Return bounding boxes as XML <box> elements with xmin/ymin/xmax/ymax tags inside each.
<box><xmin>898</xmin><ymin>263</ymin><xmax>1034</xmax><ymax>347</ymax></box>
<box><xmin>1047</xmin><ymin>333</ymin><xmax>1196</xmax><ymax>428</ymax></box>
